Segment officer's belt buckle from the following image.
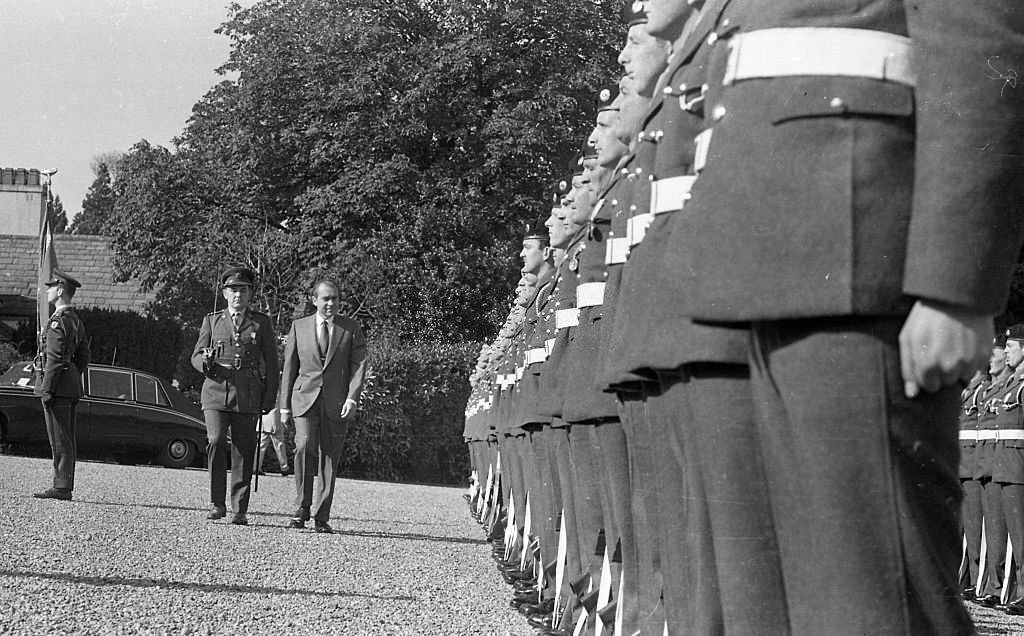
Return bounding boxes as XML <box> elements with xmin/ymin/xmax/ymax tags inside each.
<box><xmin>555</xmin><ymin>308</ymin><xmax>580</xmax><ymax>329</ymax></box>
<box><xmin>997</xmin><ymin>428</ymin><xmax>1024</xmax><ymax>441</ymax></box>
<box><xmin>722</xmin><ymin>27</ymin><xmax>916</xmax><ymax>88</ymax></box>
<box><xmin>627</xmin><ymin>213</ymin><xmax>654</xmax><ymax>247</ymax></box>
<box><xmin>605</xmin><ymin>237</ymin><xmax>629</xmax><ymax>265</ymax></box>
<box><xmin>650</xmin><ymin>175</ymin><xmax>697</xmax><ymax>216</ymax></box>
<box><xmin>544</xmin><ymin>338</ymin><xmax>556</xmax><ymax>355</ymax></box>
<box><xmin>576</xmin><ymin>282</ymin><xmax>605</xmax><ymax>308</ymax></box>
<box><xmin>958</xmin><ymin>429</ymin><xmax>980</xmax><ymax>442</ymax></box>
<box><xmin>526</xmin><ymin>348</ymin><xmax>548</xmax><ymax>365</ymax></box>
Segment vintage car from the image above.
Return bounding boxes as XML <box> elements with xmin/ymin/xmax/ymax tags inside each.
<box><xmin>0</xmin><ymin>361</ymin><xmax>207</xmax><ymax>469</ymax></box>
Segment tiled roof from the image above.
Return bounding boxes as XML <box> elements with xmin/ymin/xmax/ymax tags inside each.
<box><xmin>0</xmin><ymin>234</ymin><xmax>154</xmax><ymax>314</ymax></box>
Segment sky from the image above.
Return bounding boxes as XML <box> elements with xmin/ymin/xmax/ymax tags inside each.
<box><xmin>0</xmin><ymin>0</ymin><xmax>254</xmax><ymax>220</ymax></box>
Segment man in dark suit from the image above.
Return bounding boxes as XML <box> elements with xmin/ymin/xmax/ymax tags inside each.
<box><xmin>191</xmin><ymin>267</ymin><xmax>279</xmax><ymax>525</ymax></box>
<box><xmin>33</xmin><ymin>269</ymin><xmax>90</xmax><ymax>501</ymax></box>
<box><xmin>659</xmin><ymin>1</ymin><xmax>1024</xmax><ymax>633</ymax></box>
<box><xmin>280</xmin><ymin>279</ymin><xmax>367</xmax><ymax>534</ymax></box>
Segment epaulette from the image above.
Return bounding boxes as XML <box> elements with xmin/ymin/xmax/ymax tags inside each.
<box><xmin>207</xmin><ymin>310</ymin><xmax>222</xmax><ymax>317</ymax></box>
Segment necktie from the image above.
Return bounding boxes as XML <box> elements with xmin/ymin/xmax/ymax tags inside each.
<box><xmin>318</xmin><ymin>320</ymin><xmax>329</xmax><ymax>360</ymax></box>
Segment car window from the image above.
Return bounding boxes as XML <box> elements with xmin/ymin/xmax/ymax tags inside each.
<box><xmin>89</xmin><ymin>369</ymin><xmax>133</xmax><ymax>401</ymax></box>
<box><xmin>135</xmin><ymin>375</ymin><xmax>169</xmax><ymax>406</ymax></box>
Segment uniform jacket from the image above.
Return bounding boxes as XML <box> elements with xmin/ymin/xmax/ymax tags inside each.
<box><xmin>989</xmin><ymin>368</ymin><xmax>1024</xmax><ymax>484</ymax></box>
<box><xmin>604</xmin><ymin>12</ymin><xmax>750</xmax><ymax>383</ymax></box>
<box><xmin>958</xmin><ymin>374</ymin><xmax>986</xmax><ymax>480</ymax></box>
<box><xmin>35</xmin><ymin>306</ymin><xmax>90</xmax><ymax>399</ymax></box>
<box><xmin>667</xmin><ymin>0</ymin><xmax>1024</xmax><ymax>320</ymax></box>
<box><xmin>279</xmin><ymin>314</ymin><xmax>367</xmax><ymax>421</ymax></box>
<box><xmin>191</xmin><ymin>308</ymin><xmax>280</xmax><ymax>414</ymax></box>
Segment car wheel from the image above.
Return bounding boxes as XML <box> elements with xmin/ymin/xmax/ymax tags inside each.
<box><xmin>157</xmin><ymin>438</ymin><xmax>197</xmax><ymax>469</ymax></box>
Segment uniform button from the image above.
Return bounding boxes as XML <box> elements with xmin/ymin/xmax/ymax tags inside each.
<box><xmin>712</xmin><ymin>104</ymin><xmax>727</xmax><ymax>121</ymax></box>
<box><xmin>829</xmin><ymin>97</ymin><xmax>845</xmax><ymax>109</ymax></box>
<box><xmin>662</xmin><ymin>85</ymin><xmax>672</xmax><ymax>95</ymax></box>
<box><xmin>707</xmin><ymin>32</ymin><xmax>718</xmax><ymax>46</ymax></box>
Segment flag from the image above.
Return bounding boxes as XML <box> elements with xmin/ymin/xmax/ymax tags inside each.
<box><xmin>37</xmin><ymin>179</ymin><xmax>59</xmax><ymax>344</ymax></box>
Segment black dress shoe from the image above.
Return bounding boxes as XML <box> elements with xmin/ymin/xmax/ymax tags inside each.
<box><xmin>206</xmin><ymin>505</ymin><xmax>227</xmax><ymax>520</ymax></box>
<box><xmin>1005</xmin><ymin>597</ymin><xmax>1024</xmax><ymax>615</ymax></box>
<box><xmin>294</xmin><ymin>507</ymin><xmax>311</xmax><ymax>522</ymax></box>
<box><xmin>976</xmin><ymin>594</ymin><xmax>1001</xmax><ymax>608</ymax></box>
<box><xmin>527</xmin><ymin>613</ymin><xmax>554</xmax><ymax>630</ymax></box>
<box><xmin>280</xmin><ymin>467</ymin><xmax>293</xmax><ymax>476</ymax></box>
<box><xmin>287</xmin><ymin>517</ymin><xmax>306</xmax><ymax>529</ymax></box>
<box><xmin>314</xmin><ymin>521</ymin><xmax>334</xmax><ymax>534</ymax></box>
<box><xmin>519</xmin><ymin>599</ymin><xmax>554</xmax><ymax>617</ymax></box>
<box><xmin>33</xmin><ymin>487</ymin><xmax>72</xmax><ymax>500</ymax></box>
<box><xmin>230</xmin><ymin>513</ymin><xmax>249</xmax><ymax>525</ymax></box>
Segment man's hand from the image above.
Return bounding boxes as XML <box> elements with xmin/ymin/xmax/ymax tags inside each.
<box><xmin>341</xmin><ymin>399</ymin><xmax>356</xmax><ymax>419</ymax></box>
<box><xmin>899</xmin><ymin>299</ymin><xmax>993</xmax><ymax>399</ymax></box>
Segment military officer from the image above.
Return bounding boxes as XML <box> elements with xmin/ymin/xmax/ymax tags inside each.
<box><xmin>32</xmin><ymin>269</ymin><xmax>90</xmax><ymax>501</ymax></box>
<box><xmin>190</xmin><ymin>267</ymin><xmax>280</xmax><ymax>525</ymax></box>
<box><xmin>662</xmin><ymin>0</ymin><xmax>1024</xmax><ymax>632</ymax></box>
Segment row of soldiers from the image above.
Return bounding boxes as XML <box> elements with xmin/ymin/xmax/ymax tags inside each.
<box><xmin>463</xmin><ymin>0</ymin><xmax>1024</xmax><ymax>635</ymax></box>
<box><xmin>960</xmin><ymin>327</ymin><xmax>1024</xmax><ymax>614</ymax></box>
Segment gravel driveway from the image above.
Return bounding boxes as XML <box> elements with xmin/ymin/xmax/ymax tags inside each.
<box><xmin>0</xmin><ymin>455</ymin><xmax>533</xmax><ymax>635</ymax></box>
<box><xmin>3</xmin><ymin>455</ymin><xmax>1023</xmax><ymax>635</ymax></box>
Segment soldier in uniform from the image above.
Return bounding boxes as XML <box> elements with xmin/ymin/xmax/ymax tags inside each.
<box><xmin>967</xmin><ymin>336</ymin><xmax>1010</xmax><ymax>608</ymax></box>
<box><xmin>662</xmin><ymin>0</ymin><xmax>1024</xmax><ymax>632</ymax></box>
<box><xmin>33</xmin><ymin>269</ymin><xmax>90</xmax><ymax>501</ymax></box>
<box><xmin>190</xmin><ymin>267</ymin><xmax>280</xmax><ymax>525</ymax></box>
<box><xmin>994</xmin><ymin>326</ymin><xmax>1024</xmax><ymax>615</ymax></box>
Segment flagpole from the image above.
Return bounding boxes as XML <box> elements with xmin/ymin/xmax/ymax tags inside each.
<box><xmin>35</xmin><ymin>169</ymin><xmax>58</xmax><ymax>374</ymax></box>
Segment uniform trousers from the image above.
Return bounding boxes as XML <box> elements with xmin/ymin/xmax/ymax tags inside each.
<box><xmin>546</xmin><ymin>423</ymin><xmax>583</xmax><ymax>607</ymax></box>
<box><xmin>568</xmin><ymin>424</ymin><xmax>608</xmax><ymax>590</ymax></box>
<box><xmin>619</xmin><ymin>391</ymin><xmax>665</xmax><ymax>636</ymax></box>
<box><xmin>657</xmin><ymin>365</ymin><xmax>790</xmax><ymax>636</ymax></box>
<box><xmin>293</xmin><ymin>395</ymin><xmax>349</xmax><ymax>523</ymax></box>
<box><xmin>749</xmin><ymin>317</ymin><xmax>971</xmax><ymax>636</ymax></box>
<box><xmin>42</xmin><ymin>397</ymin><xmax>78</xmax><ymax>490</ymax></box>
<box><xmin>999</xmin><ymin>482</ymin><xmax>1024</xmax><ymax>600</ymax></box>
<box><xmin>961</xmin><ymin>476</ymin><xmax>982</xmax><ymax>591</ymax></box>
<box><xmin>587</xmin><ymin>419</ymin><xmax>633</xmax><ymax>613</ymax></box>
<box><xmin>205</xmin><ymin>409</ymin><xmax>257</xmax><ymax>513</ymax></box>
<box><xmin>527</xmin><ymin>425</ymin><xmax>558</xmax><ymax>597</ymax></box>
<box><xmin>499</xmin><ymin>433</ymin><xmax>528</xmax><ymax>530</ymax></box>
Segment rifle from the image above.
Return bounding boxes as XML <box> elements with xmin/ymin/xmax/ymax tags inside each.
<box><xmin>254</xmin><ymin>410</ymin><xmax>263</xmax><ymax>492</ymax></box>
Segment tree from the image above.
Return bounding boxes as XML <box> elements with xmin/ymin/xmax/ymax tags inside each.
<box><xmin>72</xmin><ymin>159</ymin><xmax>118</xmax><ymax>236</ymax></box>
<box><xmin>48</xmin><ymin>195</ymin><xmax>67</xmax><ymax>234</ymax></box>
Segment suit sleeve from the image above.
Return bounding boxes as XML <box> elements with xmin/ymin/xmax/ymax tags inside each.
<box><xmin>76</xmin><ymin>320</ymin><xmax>91</xmax><ymax>394</ymax></box>
<box><xmin>259</xmin><ymin>315</ymin><xmax>280</xmax><ymax>412</ymax></box>
<box><xmin>278</xmin><ymin>323</ymin><xmax>299</xmax><ymax>411</ymax></box>
<box><xmin>346</xmin><ymin>323</ymin><xmax>368</xmax><ymax>403</ymax></box>
<box><xmin>902</xmin><ymin>1</ymin><xmax>1024</xmax><ymax>313</ymax></box>
<box><xmin>190</xmin><ymin>316</ymin><xmax>212</xmax><ymax>374</ymax></box>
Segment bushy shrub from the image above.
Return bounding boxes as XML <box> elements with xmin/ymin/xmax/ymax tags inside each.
<box><xmin>346</xmin><ymin>337</ymin><xmax>477</xmax><ymax>484</ymax></box>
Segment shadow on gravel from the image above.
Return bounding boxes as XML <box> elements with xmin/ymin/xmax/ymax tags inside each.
<box><xmin>73</xmin><ymin>500</ymin><xmax>209</xmax><ymax>514</ymax></box>
<box><xmin>336</xmin><ymin>528</ymin><xmax>488</xmax><ymax>546</ymax></box>
<box><xmin>0</xmin><ymin>568</ymin><xmax>416</xmax><ymax>601</ymax></box>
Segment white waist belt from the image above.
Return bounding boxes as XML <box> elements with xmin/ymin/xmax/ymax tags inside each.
<box><xmin>628</xmin><ymin>213</ymin><xmax>654</xmax><ymax>247</ymax></box>
<box><xmin>650</xmin><ymin>175</ymin><xmax>697</xmax><ymax>215</ymax></box>
<box><xmin>576</xmin><ymin>282</ymin><xmax>605</xmax><ymax>308</ymax></box>
<box><xmin>723</xmin><ymin>28</ymin><xmax>916</xmax><ymax>87</ymax></box>
<box><xmin>966</xmin><ymin>429</ymin><xmax>1024</xmax><ymax>441</ymax></box>
<box><xmin>605</xmin><ymin>237</ymin><xmax>629</xmax><ymax>265</ymax></box>
<box><xmin>544</xmin><ymin>338</ymin><xmax>556</xmax><ymax>355</ymax></box>
<box><xmin>555</xmin><ymin>308</ymin><xmax>579</xmax><ymax>329</ymax></box>
<box><xmin>526</xmin><ymin>347</ymin><xmax>547</xmax><ymax>365</ymax></box>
